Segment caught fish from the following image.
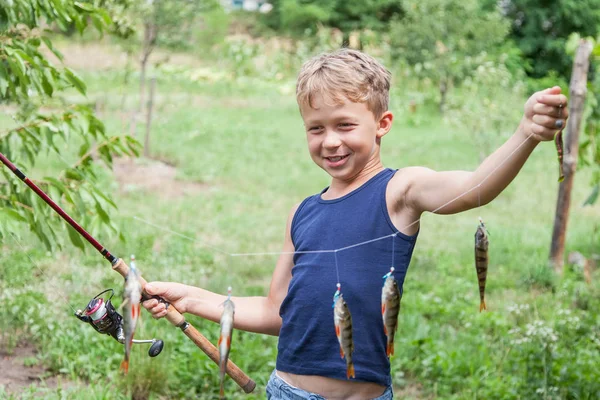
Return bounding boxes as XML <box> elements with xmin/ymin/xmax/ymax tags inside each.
<box><xmin>381</xmin><ymin>269</ymin><xmax>401</xmax><ymax>357</ymax></box>
<box><xmin>333</xmin><ymin>293</ymin><xmax>355</xmax><ymax>379</ymax></box>
<box><xmin>474</xmin><ymin>218</ymin><xmax>489</xmax><ymax>312</ymax></box>
<box><xmin>219</xmin><ymin>287</ymin><xmax>235</xmax><ymax>399</ymax></box>
<box><xmin>554</xmin><ymin>130</ymin><xmax>565</xmax><ymax>182</ymax></box>
<box><xmin>121</xmin><ymin>255</ymin><xmax>142</xmax><ymax>374</ymax></box>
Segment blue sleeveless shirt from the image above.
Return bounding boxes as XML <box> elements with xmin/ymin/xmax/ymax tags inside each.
<box><xmin>276</xmin><ymin>168</ymin><xmax>418</xmax><ymax>387</ymax></box>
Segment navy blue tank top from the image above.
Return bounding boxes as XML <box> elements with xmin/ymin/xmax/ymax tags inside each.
<box><xmin>276</xmin><ymin>168</ymin><xmax>418</xmax><ymax>387</ymax></box>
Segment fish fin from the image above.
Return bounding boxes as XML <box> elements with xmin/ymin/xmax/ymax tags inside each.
<box><xmin>387</xmin><ymin>342</ymin><xmax>394</xmax><ymax>357</ymax></box>
<box><xmin>347</xmin><ymin>363</ymin><xmax>355</xmax><ymax>379</ymax></box>
<box><xmin>135</xmin><ymin>303</ymin><xmax>141</xmax><ymax>318</ymax></box>
<box><xmin>480</xmin><ymin>300</ymin><xmax>487</xmax><ymax>312</ymax></box>
<box><xmin>381</xmin><ymin>304</ymin><xmax>385</xmax><ymax>314</ymax></box>
<box><xmin>219</xmin><ymin>382</ymin><xmax>225</xmax><ymax>399</ymax></box>
<box><xmin>227</xmin><ymin>336</ymin><xmax>231</xmax><ymax>347</ymax></box>
<box><xmin>120</xmin><ymin>360</ymin><xmax>129</xmax><ymax>374</ymax></box>
<box><xmin>218</xmin><ymin>335</ymin><xmax>222</xmax><ymax>346</ymax></box>
<box><xmin>340</xmin><ymin>346</ymin><xmax>344</xmax><ymax>359</ymax></box>
<box><xmin>383</xmin><ymin>325</ymin><xmax>387</xmax><ymax>335</ymax></box>
<box><xmin>335</xmin><ymin>325</ymin><xmax>340</xmax><ymax>338</ymax></box>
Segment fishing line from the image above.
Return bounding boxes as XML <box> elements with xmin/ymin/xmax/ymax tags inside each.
<box><xmin>136</xmin><ymin>131</ymin><xmax>537</xmax><ymax>258</ymax></box>
<box><xmin>7</xmin><ymin>127</ymin><xmax>535</xmax><ymax>260</ymax></box>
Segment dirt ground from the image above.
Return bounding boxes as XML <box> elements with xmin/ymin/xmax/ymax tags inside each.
<box><xmin>112</xmin><ymin>157</ymin><xmax>208</xmax><ymax>199</ymax></box>
<box><xmin>0</xmin><ymin>341</ymin><xmax>71</xmax><ymax>396</ymax></box>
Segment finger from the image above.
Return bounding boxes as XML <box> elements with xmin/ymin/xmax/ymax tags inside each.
<box><xmin>533</xmin><ymin>103</ymin><xmax>563</xmax><ymax>118</ymax></box>
<box><xmin>142</xmin><ymin>299</ymin><xmax>158</xmax><ymax>309</ymax></box>
<box><xmin>532</xmin><ymin>114</ymin><xmax>564</xmax><ymax>129</ymax></box>
<box><xmin>530</xmin><ymin>123</ymin><xmax>556</xmax><ymax>140</ymax></box>
<box><xmin>537</xmin><ymin>94</ymin><xmax>568</xmax><ymax>107</ymax></box>
<box><xmin>539</xmin><ymin>86</ymin><xmax>562</xmax><ymax>94</ymax></box>
<box><xmin>153</xmin><ymin>309</ymin><xmax>168</xmax><ymax>319</ymax></box>
<box><xmin>151</xmin><ymin>303</ymin><xmax>166</xmax><ymax>314</ymax></box>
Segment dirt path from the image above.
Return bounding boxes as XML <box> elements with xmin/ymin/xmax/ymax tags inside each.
<box><xmin>0</xmin><ymin>341</ymin><xmax>72</xmax><ymax>396</ymax></box>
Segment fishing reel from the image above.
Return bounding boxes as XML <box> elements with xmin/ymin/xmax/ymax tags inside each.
<box><xmin>75</xmin><ymin>289</ymin><xmax>164</xmax><ymax>357</ymax></box>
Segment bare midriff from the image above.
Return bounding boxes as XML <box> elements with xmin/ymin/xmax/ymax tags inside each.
<box><xmin>276</xmin><ymin>371</ymin><xmax>386</xmax><ymax>400</ymax></box>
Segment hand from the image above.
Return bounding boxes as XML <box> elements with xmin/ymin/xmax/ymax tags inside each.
<box><xmin>142</xmin><ymin>282</ymin><xmax>189</xmax><ymax>319</ymax></box>
<box><xmin>522</xmin><ymin>86</ymin><xmax>569</xmax><ymax>142</ymax></box>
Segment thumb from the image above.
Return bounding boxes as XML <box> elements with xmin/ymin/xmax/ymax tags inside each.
<box><xmin>144</xmin><ymin>282</ymin><xmax>164</xmax><ymax>295</ymax></box>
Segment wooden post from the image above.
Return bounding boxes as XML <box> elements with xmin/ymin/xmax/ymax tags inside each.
<box><xmin>549</xmin><ymin>40</ymin><xmax>594</xmax><ymax>272</ymax></box>
<box><xmin>144</xmin><ymin>77</ymin><xmax>156</xmax><ymax>158</ymax></box>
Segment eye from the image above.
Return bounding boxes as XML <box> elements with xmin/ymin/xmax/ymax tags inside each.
<box><xmin>338</xmin><ymin>123</ymin><xmax>355</xmax><ymax>129</ymax></box>
<box><xmin>308</xmin><ymin>126</ymin><xmax>323</xmax><ymax>133</ymax></box>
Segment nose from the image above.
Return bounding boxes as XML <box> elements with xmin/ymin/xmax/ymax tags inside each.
<box><xmin>323</xmin><ymin>129</ymin><xmax>342</xmax><ymax>149</ymax></box>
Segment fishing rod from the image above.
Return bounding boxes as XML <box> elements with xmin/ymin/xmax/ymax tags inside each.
<box><xmin>0</xmin><ymin>151</ymin><xmax>256</xmax><ymax>394</ymax></box>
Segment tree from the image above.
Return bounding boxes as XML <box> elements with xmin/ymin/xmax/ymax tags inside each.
<box><xmin>261</xmin><ymin>0</ymin><xmax>404</xmax><ymax>40</ymax></box>
<box><xmin>389</xmin><ymin>0</ymin><xmax>511</xmax><ymax>112</ymax></box>
<box><xmin>496</xmin><ymin>0</ymin><xmax>600</xmax><ymax>79</ymax></box>
<box><xmin>0</xmin><ymin>1</ymin><xmax>139</xmax><ymax>249</ymax></box>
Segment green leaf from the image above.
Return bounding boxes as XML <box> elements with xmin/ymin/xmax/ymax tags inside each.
<box><xmin>41</xmin><ymin>37</ymin><xmax>64</xmax><ymax>62</ymax></box>
<box><xmin>67</xmin><ymin>225</ymin><xmax>86</xmax><ymax>251</ymax></box>
<box><xmin>0</xmin><ymin>207</ymin><xmax>28</xmax><ymax>223</ymax></box>
<box><xmin>41</xmin><ymin>71</ymin><xmax>54</xmax><ymax>96</ymax></box>
<box><xmin>94</xmin><ymin>201</ymin><xmax>111</xmax><ymax>224</ymax></box>
<box><xmin>583</xmin><ymin>185</ymin><xmax>599</xmax><ymax>206</ymax></box>
<box><xmin>64</xmin><ymin>68</ymin><xmax>87</xmax><ymax>95</ymax></box>
<box><xmin>43</xmin><ymin>177</ymin><xmax>74</xmax><ymax>204</ymax></box>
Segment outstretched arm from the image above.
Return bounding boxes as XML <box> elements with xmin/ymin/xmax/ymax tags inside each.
<box><xmin>403</xmin><ymin>86</ymin><xmax>568</xmax><ymax>215</ymax></box>
<box><xmin>143</xmin><ymin>204</ymin><xmax>299</xmax><ymax>336</ymax></box>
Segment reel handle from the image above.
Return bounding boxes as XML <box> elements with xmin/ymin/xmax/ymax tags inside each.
<box><xmin>112</xmin><ymin>258</ymin><xmax>256</xmax><ymax>394</ymax></box>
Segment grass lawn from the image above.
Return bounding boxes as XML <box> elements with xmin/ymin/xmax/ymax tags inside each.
<box><xmin>1</xmin><ymin>43</ymin><xmax>599</xmax><ymax>399</ymax></box>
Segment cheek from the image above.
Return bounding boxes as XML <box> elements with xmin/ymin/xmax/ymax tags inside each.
<box><xmin>307</xmin><ymin>136</ymin><xmax>321</xmax><ymax>154</ymax></box>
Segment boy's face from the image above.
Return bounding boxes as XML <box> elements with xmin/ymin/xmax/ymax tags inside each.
<box><xmin>300</xmin><ymin>94</ymin><xmax>392</xmax><ymax>181</ymax></box>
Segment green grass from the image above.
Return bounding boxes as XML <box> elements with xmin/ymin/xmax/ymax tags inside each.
<box><xmin>1</xmin><ymin>48</ymin><xmax>599</xmax><ymax>399</ymax></box>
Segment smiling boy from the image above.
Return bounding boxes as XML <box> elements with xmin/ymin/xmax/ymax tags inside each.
<box><xmin>142</xmin><ymin>48</ymin><xmax>568</xmax><ymax>399</ymax></box>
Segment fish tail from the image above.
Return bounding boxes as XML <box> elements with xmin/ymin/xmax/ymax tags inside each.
<box><xmin>346</xmin><ymin>363</ymin><xmax>355</xmax><ymax>379</ymax></box>
<box><xmin>219</xmin><ymin>382</ymin><xmax>225</xmax><ymax>400</ymax></box>
<box><xmin>480</xmin><ymin>299</ymin><xmax>487</xmax><ymax>312</ymax></box>
<box><xmin>120</xmin><ymin>359</ymin><xmax>129</xmax><ymax>374</ymax></box>
<box><xmin>387</xmin><ymin>341</ymin><xmax>394</xmax><ymax>357</ymax></box>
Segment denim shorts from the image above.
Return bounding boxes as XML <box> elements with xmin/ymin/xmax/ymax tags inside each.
<box><xmin>266</xmin><ymin>370</ymin><xmax>393</xmax><ymax>399</ymax></box>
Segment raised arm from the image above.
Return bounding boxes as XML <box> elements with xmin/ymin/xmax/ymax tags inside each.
<box><xmin>143</xmin><ymin>204</ymin><xmax>299</xmax><ymax>336</ymax></box>
<box><xmin>402</xmin><ymin>87</ymin><xmax>568</xmax><ymax>215</ymax></box>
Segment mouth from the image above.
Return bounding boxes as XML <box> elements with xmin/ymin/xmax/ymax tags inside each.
<box><xmin>323</xmin><ymin>154</ymin><xmax>350</xmax><ymax>167</ymax></box>
<box><xmin>324</xmin><ymin>154</ymin><xmax>349</xmax><ymax>162</ymax></box>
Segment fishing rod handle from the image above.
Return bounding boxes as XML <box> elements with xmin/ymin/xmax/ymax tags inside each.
<box><xmin>112</xmin><ymin>258</ymin><xmax>256</xmax><ymax>393</ymax></box>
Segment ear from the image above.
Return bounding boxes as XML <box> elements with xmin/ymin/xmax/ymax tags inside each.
<box><xmin>376</xmin><ymin>111</ymin><xmax>393</xmax><ymax>138</ymax></box>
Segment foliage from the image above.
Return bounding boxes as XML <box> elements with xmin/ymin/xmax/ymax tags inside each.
<box><xmin>0</xmin><ymin>1</ymin><xmax>140</xmax><ymax>250</ymax></box>
<box><xmin>497</xmin><ymin>0</ymin><xmax>600</xmax><ymax>79</ymax></box>
<box><xmin>444</xmin><ymin>57</ymin><xmax>526</xmax><ymax>162</ymax></box>
<box><xmin>576</xmin><ymin>37</ymin><xmax>600</xmax><ymax>205</ymax></box>
<box><xmin>389</xmin><ymin>0</ymin><xmax>512</xmax><ymax>111</ymax></box>
<box><xmin>261</xmin><ymin>0</ymin><xmax>404</xmax><ymax>38</ymax></box>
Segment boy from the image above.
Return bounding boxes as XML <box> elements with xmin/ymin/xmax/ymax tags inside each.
<box><xmin>142</xmin><ymin>49</ymin><xmax>568</xmax><ymax>399</ymax></box>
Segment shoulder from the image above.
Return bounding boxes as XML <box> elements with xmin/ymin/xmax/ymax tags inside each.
<box><xmin>388</xmin><ymin>166</ymin><xmax>435</xmax><ymax>201</ymax></box>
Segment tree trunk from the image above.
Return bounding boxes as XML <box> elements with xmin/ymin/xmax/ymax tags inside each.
<box><xmin>129</xmin><ymin>21</ymin><xmax>157</xmax><ymax>138</ymax></box>
<box><xmin>549</xmin><ymin>40</ymin><xmax>594</xmax><ymax>273</ymax></box>
<box><xmin>144</xmin><ymin>77</ymin><xmax>156</xmax><ymax>158</ymax></box>
<box><xmin>439</xmin><ymin>79</ymin><xmax>448</xmax><ymax>114</ymax></box>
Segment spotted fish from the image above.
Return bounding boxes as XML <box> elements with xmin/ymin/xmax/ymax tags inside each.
<box><xmin>381</xmin><ymin>271</ymin><xmax>401</xmax><ymax>357</ymax></box>
<box><xmin>121</xmin><ymin>255</ymin><xmax>142</xmax><ymax>374</ymax></box>
<box><xmin>333</xmin><ymin>293</ymin><xmax>355</xmax><ymax>379</ymax></box>
<box><xmin>219</xmin><ymin>287</ymin><xmax>235</xmax><ymax>399</ymax></box>
<box><xmin>474</xmin><ymin>218</ymin><xmax>489</xmax><ymax>312</ymax></box>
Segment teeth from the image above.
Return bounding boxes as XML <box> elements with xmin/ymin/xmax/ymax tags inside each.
<box><xmin>328</xmin><ymin>156</ymin><xmax>345</xmax><ymax>162</ymax></box>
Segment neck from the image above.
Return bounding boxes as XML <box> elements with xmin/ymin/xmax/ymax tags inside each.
<box><xmin>327</xmin><ymin>159</ymin><xmax>385</xmax><ymax>199</ymax></box>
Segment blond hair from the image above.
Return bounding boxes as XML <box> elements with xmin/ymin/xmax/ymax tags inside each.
<box><xmin>296</xmin><ymin>48</ymin><xmax>391</xmax><ymax>119</ymax></box>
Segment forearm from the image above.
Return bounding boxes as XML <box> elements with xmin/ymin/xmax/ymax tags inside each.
<box><xmin>184</xmin><ymin>286</ymin><xmax>282</xmax><ymax>336</ymax></box>
<box><xmin>468</xmin><ymin>119</ymin><xmax>539</xmax><ymax>205</ymax></box>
